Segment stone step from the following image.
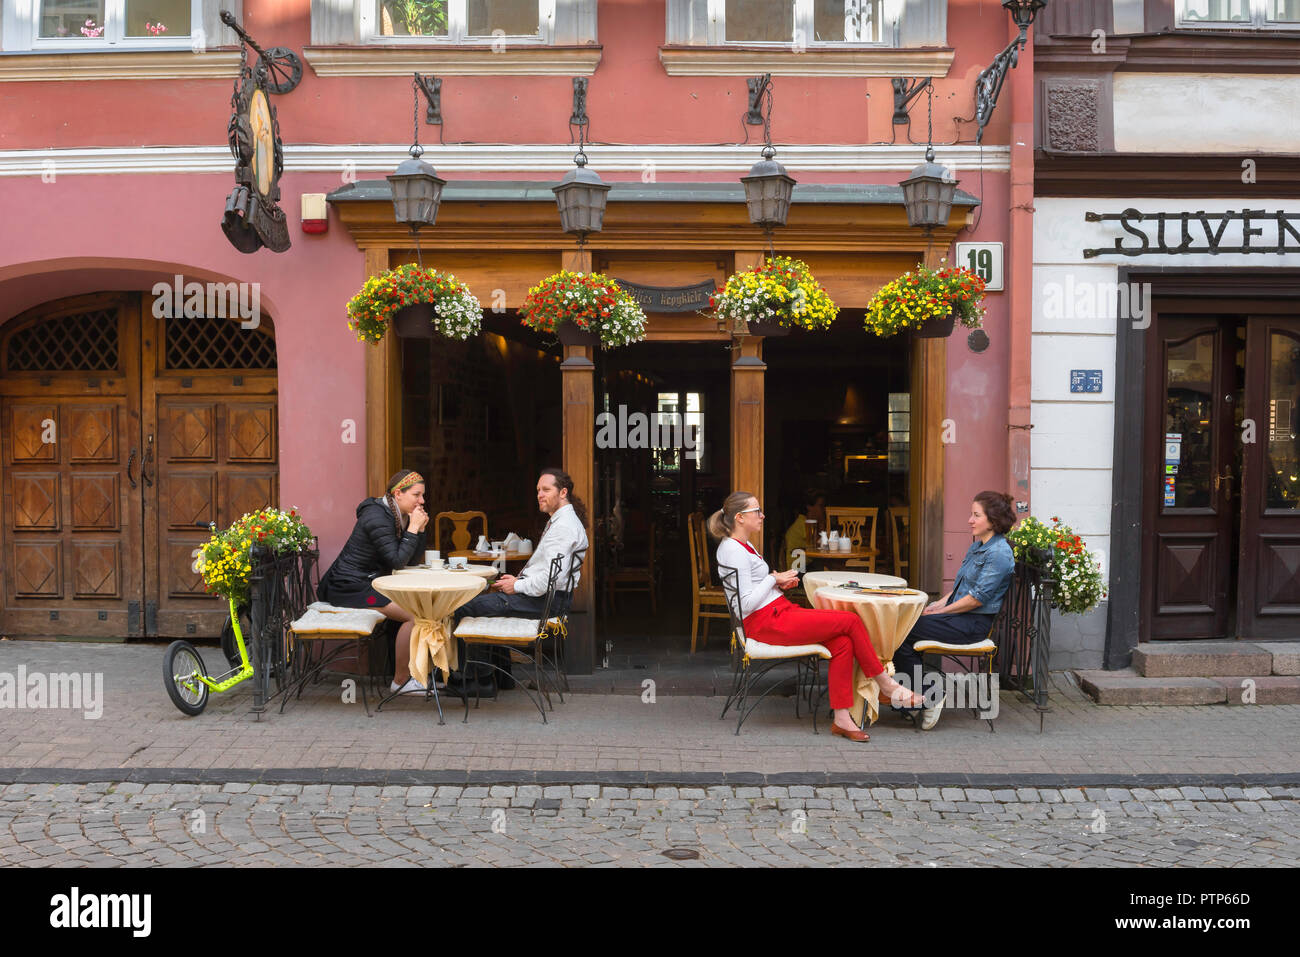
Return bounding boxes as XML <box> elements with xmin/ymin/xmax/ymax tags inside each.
<box><xmin>1074</xmin><ymin>669</ymin><xmax>1227</xmax><ymax>706</ymax></box>
<box><xmin>1254</xmin><ymin>643</ymin><xmax>1300</xmax><ymax>676</ymax></box>
<box><xmin>1131</xmin><ymin>641</ymin><xmax>1272</xmax><ymax>677</ymax></box>
<box><xmin>1075</xmin><ymin>668</ymin><xmax>1300</xmax><ymax>705</ymax></box>
<box><xmin>1210</xmin><ymin>676</ymin><xmax>1300</xmax><ymax>705</ymax></box>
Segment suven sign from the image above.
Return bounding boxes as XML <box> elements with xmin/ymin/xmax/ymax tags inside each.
<box><xmin>1083</xmin><ymin>209</ymin><xmax>1300</xmax><ymax>258</ymax></box>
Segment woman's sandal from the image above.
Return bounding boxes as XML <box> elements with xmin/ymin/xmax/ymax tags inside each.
<box><xmin>831</xmin><ymin>723</ymin><xmax>870</xmax><ymax>743</ymax></box>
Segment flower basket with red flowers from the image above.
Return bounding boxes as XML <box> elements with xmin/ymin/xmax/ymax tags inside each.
<box><xmin>864</xmin><ymin>260</ymin><xmax>987</xmax><ymax>339</ymax></box>
<box><xmin>1006</xmin><ymin>515</ymin><xmax>1107</xmax><ymax>615</ymax></box>
<box><xmin>518</xmin><ymin>270</ymin><xmax>647</xmax><ymax>349</ymax></box>
<box><xmin>195</xmin><ymin>507</ymin><xmax>314</xmax><ymax>605</ymax></box>
<box><xmin>347</xmin><ymin>265</ymin><xmax>482</xmax><ymax>343</ymax></box>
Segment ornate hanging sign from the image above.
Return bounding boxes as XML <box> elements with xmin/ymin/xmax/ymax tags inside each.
<box><xmin>219</xmin><ymin>12</ymin><xmax>301</xmax><ymax>254</ymax></box>
<box><xmin>1082</xmin><ymin>208</ymin><xmax>1300</xmax><ymax>258</ymax></box>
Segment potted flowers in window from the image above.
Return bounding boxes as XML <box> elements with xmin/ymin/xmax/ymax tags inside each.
<box><xmin>518</xmin><ymin>270</ymin><xmax>647</xmax><ymax>349</ymax></box>
<box><xmin>1006</xmin><ymin>515</ymin><xmax>1107</xmax><ymax>615</ymax></box>
<box><xmin>347</xmin><ymin>264</ymin><xmax>483</xmax><ymax>343</ymax></box>
<box><xmin>710</xmin><ymin>255</ymin><xmax>838</xmax><ymax>337</ymax></box>
<box><xmin>863</xmin><ymin>261</ymin><xmax>987</xmax><ymax>339</ymax></box>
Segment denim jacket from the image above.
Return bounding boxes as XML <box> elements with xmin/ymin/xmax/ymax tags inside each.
<box><xmin>948</xmin><ymin>534</ymin><xmax>1015</xmax><ymax>616</ymax></box>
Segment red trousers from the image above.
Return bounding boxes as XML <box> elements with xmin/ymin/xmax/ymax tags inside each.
<box><xmin>743</xmin><ymin>596</ymin><xmax>884</xmax><ymax>710</ymax></box>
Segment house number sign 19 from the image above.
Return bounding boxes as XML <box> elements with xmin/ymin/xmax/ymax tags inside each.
<box><xmin>955</xmin><ymin>242</ymin><xmax>1003</xmax><ymax>291</ymax></box>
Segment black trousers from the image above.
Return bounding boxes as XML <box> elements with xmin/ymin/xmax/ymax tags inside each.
<box><xmin>892</xmin><ymin>612</ymin><xmax>995</xmax><ymax>702</ymax></box>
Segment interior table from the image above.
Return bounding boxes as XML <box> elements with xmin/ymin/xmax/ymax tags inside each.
<box><xmin>810</xmin><ymin>582</ymin><xmax>928</xmax><ymax>727</ymax></box>
<box><xmin>396</xmin><ymin>563</ymin><xmax>499</xmax><ymax>579</ymax></box>
<box><xmin>371</xmin><ymin>571</ymin><xmax>486</xmax><ymax>690</ymax></box>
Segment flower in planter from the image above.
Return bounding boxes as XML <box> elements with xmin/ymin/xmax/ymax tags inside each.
<box><xmin>864</xmin><ymin>260</ymin><xmax>987</xmax><ymax>338</ymax></box>
<box><xmin>347</xmin><ymin>264</ymin><xmax>482</xmax><ymax>343</ymax></box>
<box><xmin>1006</xmin><ymin>515</ymin><xmax>1107</xmax><ymax>615</ymax></box>
<box><xmin>710</xmin><ymin>255</ymin><xmax>838</xmax><ymax>333</ymax></box>
<box><xmin>199</xmin><ymin>507</ymin><xmax>314</xmax><ymax>604</ymax></box>
<box><xmin>80</xmin><ymin>18</ymin><xmax>104</xmax><ymax>37</ymax></box>
<box><xmin>519</xmin><ymin>270</ymin><xmax>647</xmax><ymax>349</ymax></box>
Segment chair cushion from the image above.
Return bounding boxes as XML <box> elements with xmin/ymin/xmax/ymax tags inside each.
<box><xmin>290</xmin><ymin>603</ymin><xmax>386</xmax><ymax>636</ymax></box>
<box><xmin>913</xmin><ymin>638</ymin><xmax>997</xmax><ymax>656</ymax></box>
<box><xmin>745</xmin><ymin>638</ymin><xmax>832</xmax><ymax>661</ymax></box>
<box><xmin>454</xmin><ymin>616</ymin><xmax>562</xmax><ymax>641</ymax></box>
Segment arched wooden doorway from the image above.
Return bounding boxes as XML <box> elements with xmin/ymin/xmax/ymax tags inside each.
<box><xmin>0</xmin><ymin>291</ymin><xmax>279</xmax><ymax>639</ymax></box>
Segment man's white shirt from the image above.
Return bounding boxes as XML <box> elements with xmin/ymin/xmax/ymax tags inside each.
<box><xmin>514</xmin><ymin>503</ymin><xmax>588</xmax><ymax>597</ymax></box>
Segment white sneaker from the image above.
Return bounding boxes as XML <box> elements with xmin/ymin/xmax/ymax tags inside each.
<box><xmin>390</xmin><ymin>677</ymin><xmax>427</xmax><ymax>695</ymax></box>
<box><xmin>920</xmin><ymin>693</ymin><xmax>946</xmax><ymax>731</ymax></box>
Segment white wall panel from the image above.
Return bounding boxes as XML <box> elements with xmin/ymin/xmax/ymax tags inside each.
<box><xmin>1113</xmin><ymin>74</ymin><xmax>1300</xmax><ymax>154</ymax></box>
<box><xmin>1031</xmin><ymin>335</ymin><xmax>1116</xmax><ymax>402</ymax></box>
<box><xmin>1031</xmin><ymin>402</ymin><xmax>1114</xmax><ymax>470</ymax></box>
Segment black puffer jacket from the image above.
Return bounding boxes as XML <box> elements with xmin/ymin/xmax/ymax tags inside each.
<box><xmin>320</xmin><ymin>498</ymin><xmax>425</xmax><ymax>592</ymax></box>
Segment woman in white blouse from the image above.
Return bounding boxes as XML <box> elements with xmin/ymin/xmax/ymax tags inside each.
<box><xmin>709</xmin><ymin>491</ymin><xmax>923</xmax><ymax>742</ymax></box>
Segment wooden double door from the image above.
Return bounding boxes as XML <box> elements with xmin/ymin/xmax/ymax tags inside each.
<box><xmin>0</xmin><ymin>293</ymin><xmax>279</xmax><ymax>639</ymax></box>
<box><xmin>1145</xmin><ymin>313</ymin><xmax>1300</xmax><ymax>639</ymax></box>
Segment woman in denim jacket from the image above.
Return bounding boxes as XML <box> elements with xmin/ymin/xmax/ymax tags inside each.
<box><xmin>892</xmin><ymin>491</ymin><xmax>1017</xmax><ymax>731</ymax></box>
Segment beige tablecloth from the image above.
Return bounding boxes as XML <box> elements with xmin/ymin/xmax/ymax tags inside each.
<box><xmin>802</xmin><ymin>570</ymin><xmax>907</xmax><ymax>604</ymax></box>
<box><xmin>811</xmin><ymin>584</ymin><xmax>927</xmax><ymax>727</ymax></box>
<box><xmin>372</xmin><ymin>572</ymin><xmax>486</xmax><ymax>687</ymax></box>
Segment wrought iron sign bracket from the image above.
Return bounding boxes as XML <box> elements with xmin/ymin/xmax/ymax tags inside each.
<box><xmin>570</xmin><ymin>77</ymin><xmax>590</xmax><ymax>130</ymax></box>
<box><xmin>891</xmin><ymin>77</ymin><xmax>931</xmax><ymax>126</ymax></box>
<box><xmin>746</xmin><ymin>74</ymin><xmax>772</xmax><ymax>126</ymax></box>
<box><xmin>973</xmin><ymin>32</ymin><xmax>1027</xmax><ymax>145</ymax></box>
<box><xmin>415</xmin><ymin>73</ymin><xmax>442</xmax><ymax>124</ymax></box>
<box><xmin>218</xmin><ymin>11</ymin><xmax>302</xmax><ymax>95</ymax></box>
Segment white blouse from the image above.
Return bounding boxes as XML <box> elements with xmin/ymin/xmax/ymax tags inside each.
<box><xmin>716</xmin><ymin>536</ymin><xmax>782</xmax><ymax>619</ymax></box>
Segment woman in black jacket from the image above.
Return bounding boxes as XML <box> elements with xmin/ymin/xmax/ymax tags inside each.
<box><xmin>319</xmin><ymin>469</ymin><xmax>430</xmax><ymax>694</ymax></box>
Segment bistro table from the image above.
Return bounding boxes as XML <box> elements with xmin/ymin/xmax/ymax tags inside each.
<box><xmin>801</xmin><ymin>570</ymin><xmax>907</xmax><ymax>602</ymax></box>
<box><xmin>372</xmin><ymin>571</ymin><xmax>486</xmax><ymax>690</ymax></box>
<box><xmin>809</xmin><ymin>580</ymin><xmax>927</xmax><ymax>728</ymax></box>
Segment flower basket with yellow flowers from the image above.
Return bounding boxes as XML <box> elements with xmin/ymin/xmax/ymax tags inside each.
<box><xmin>863</xmin><ymin>261</ymin><xmax>987</xmax><ymax>339</ymax></box>
<box><xmin>195</xmin><ymin>507</ymin><xmax>314</xmax><ymax>606</ymax></box>
<box><xmin>347</xmin><ymin>264</ymin><xmax>482</xmax><ymax>343</ymax></box>
<box><xmin>710</xmin><ymin>255</ymin><xmax>838</xmax><ymax>336</ymax></box>
<box><xmin>519</xmin><ymin>270</ymin><xmax>647</xmax><ymax>349</ymax></box>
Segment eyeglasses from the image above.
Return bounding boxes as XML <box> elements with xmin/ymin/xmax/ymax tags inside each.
<box><xmin>737</xmin><ymin>506</ymin><xmax>763</xmax><ymax>516</ymax></box>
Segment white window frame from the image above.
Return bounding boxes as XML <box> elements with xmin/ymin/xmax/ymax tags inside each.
<box><xmin>1177</xmin><ymin>0</ymin><xmax>1300</xmax><ymax>29</ymax></box>
<box><xmin>706</xmin><ymin>0</ymin><xmax>890</xmax><ymax>47</ymax></box>
<box><xmin>22</xmin><ymin>0</ymin><xmax>202</xmax><ymax>51</ymax></box>
<box><xmin>362</xmin><ymin>0</ymin><xmax>557</xmax><ymax>44</ymax></box>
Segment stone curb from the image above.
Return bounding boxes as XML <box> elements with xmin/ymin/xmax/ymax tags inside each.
<box><xmin>4</xmin><ymin>768</ymin><xmax>1300</xmax><ymax>788</ymax></box>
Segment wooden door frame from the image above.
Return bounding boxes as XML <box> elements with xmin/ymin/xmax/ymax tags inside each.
<box><xmin>341</xmin><ymin>196</ymin><xmax>970</xmax><ymax>669</ymax></box>
<box><xmin>1106</xmin><ymin>268</ymin><xmax>1300</xmax><ymax>668</ymax></box>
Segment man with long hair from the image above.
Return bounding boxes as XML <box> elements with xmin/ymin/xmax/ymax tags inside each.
<box><xmin>450</xmin><ymin>468</ymin><xmax>589</xmax><ymax>693</ymax></box>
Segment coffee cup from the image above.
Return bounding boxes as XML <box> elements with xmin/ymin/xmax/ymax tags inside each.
<box><xmin>425</xmin><ymin>550</ymin><xmax>440</xmax><ymax>566</ymax></box>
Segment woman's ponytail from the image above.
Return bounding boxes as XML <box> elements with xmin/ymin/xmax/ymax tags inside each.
<box><xmin>708</xmin><ymin>491</ymin><xmax>754</xmax><ymax>540</ymax></box>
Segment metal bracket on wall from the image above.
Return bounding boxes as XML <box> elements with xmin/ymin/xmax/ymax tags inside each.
<box><xmin>570</xmin><ymin>77</ymin><xmax>589</xmax><ymax>129</ymax></box>
<box><xmin>415</xmin><ymin>73</ymin><xmax>442</xmax><ymax>124</ymax></box>
<box><xmin>891</xmin><ymin>77</ymin><xmax>930</xmax><ymax>126</ymax></box>
<box><xmin>745</xmin><ymin>74</ymin><xmax>771</xmax><ymax>125</ymax></box>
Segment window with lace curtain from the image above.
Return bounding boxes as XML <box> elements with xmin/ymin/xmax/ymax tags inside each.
<box><xmin>1178</xmin><ymin>0</ymin><xmax>1300</xmax><ymax>26</ymax></box>
<box><xmin>363</xmin><ymin>0</ymin><xmax>556</xmax><ymax>42</ymax></box>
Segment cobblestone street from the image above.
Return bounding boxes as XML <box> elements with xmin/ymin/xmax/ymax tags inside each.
<box><xmin>3</xmin><ymin>782</ymin><xmax>1299</xmax><ymax>867</ymax></box>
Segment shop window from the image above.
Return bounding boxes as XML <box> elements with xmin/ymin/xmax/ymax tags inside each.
<box><xmin>1178</xmin><ymin>0</ymin><xmax>1300</xmax><ymax>27</ymax></box>
<box><xmin>653</xmin><ymin>391</ymin><xmax>706</xmax><ymax>473</ymax></box>
<box><xmin>363</xmin><ymin>0</ymin><xmax>555</xmax><ymax>42</ymax></box>
<box><xmin>21</xmin><ymin>0</ymin><xmax>199</xmax><ymax>48</ymax></box>
<box><xmin>666</xmin><ymin>0</ymin><xmax>946</xmax><ymax>47</ymax></box>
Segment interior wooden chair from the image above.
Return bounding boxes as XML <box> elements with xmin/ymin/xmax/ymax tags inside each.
<box><xmin>606</xmin><ymin>523</ymin><xmax>656</xmax><ymax>614</ymax></box>
<box><xmin>889</xmin><ymin>507</ymin><xmax>910</xmax><ymax>578</ymax></box>
<box><xmin>826</xmin><ymin>507</ymin><xmax>878</xmax><ymax>573</ymax></box>
<box><xmin>434</xmin><ymin>510</ymin><xmax>488</xmax><ymax>554</ymax></box>
<box><xmin>687</xmin><ymin>511</ymin><xmax>729</xmax><ymax>653</ymax></box>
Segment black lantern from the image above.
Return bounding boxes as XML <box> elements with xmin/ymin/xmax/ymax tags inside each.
<box><xmin>553</xmin><ymin>150</ymin><xmax>610</xmax><ymax>246</ymax></box>
<box><xmin>899</xmin><ymin>81</ymin><xmax>956</xmax><ymax>231</ymax></box>
<box><xmin>553</xmin><ymin>78</ymin><xmax>608</xmax><ymax>247</ymax></box>
<box><xmin>1003</xmin><ymin>0</ymin><xmax>1047</xmax><ymax>35</ymax></box>
<box><xmin>741</xmin><ymin>145</ymin><xmax>796</xmax><ymax>232</ymax></box>
<box><xmin>388</xmin><ymin>148</ymin><xmax>445</xmax><ymax>233</ymax></box>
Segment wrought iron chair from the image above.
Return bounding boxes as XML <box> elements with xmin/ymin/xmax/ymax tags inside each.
<box><xmin>538</xmin><ymin>546</ymin><xmax>587</xmax><ymax>698</ymax></box>
<box><xmin>716</xmin><ymin>565</ymin><xmax>830</xmax><ymax>735</ymax></box>
<box><xmin>452</xmin><ymin>553</ymin><xmax>568</xmax><ymax>723</ymax></box>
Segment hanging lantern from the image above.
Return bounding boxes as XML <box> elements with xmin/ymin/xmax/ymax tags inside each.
<box><xmin>553</xmin><ymin>151</ymin><xmax>610</xmax><ymax>246</ymax></box>
<box><xmin>741</xmin><ymin>145</ymin><xmax>796</xmax><ymax>231</ymax></box>
<box><xmin>388</xmin><ymin>148</ymin><xmax>445</xmax><ymax>232</ymax></box>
